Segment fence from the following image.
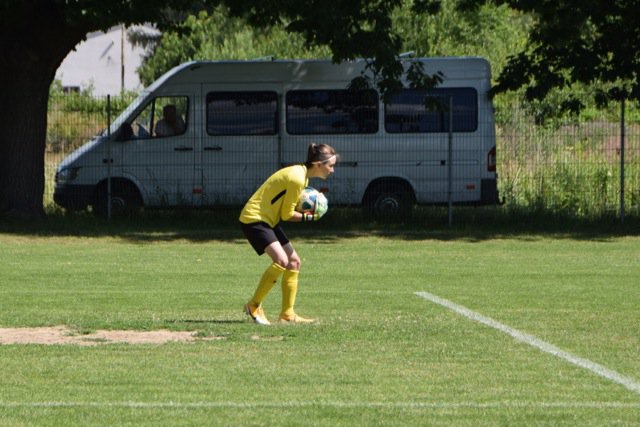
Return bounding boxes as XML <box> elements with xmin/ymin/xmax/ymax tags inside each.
<box><xmin>498</xmin><ymin>105</ymin><xmax>639</xmax><ymax>220</ymax></box>
<box><xmin>45</xmin><ymin>92</ymin><xmax>640</xmax><ymax>220</ymax></box>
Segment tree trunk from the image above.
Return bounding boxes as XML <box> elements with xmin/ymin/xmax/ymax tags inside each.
<box><xmin>0</xmin><ymin>60</ymin><xmax>52</xmax><ymax>217</ymax></box>
<box><xmin>0</xmin><ymin>4</ymin><xmax>85</xmax><ymax>218</ymax></box>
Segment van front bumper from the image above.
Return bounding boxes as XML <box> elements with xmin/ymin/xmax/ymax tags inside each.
<box><xmin>54</xmin><ymin>184</ymin><xmax>95</xmax><ymax>211</ymax></box>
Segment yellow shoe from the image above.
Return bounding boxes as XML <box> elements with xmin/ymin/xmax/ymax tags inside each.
<box><xmin>279</xmin><ymin>313</ymin><xmax>316</xmax><ymax>324</ymax></box>
<box><xmin>244</xmin><ymin>303</ymin><xmax>271</xmax><ymax>325</ymax></box>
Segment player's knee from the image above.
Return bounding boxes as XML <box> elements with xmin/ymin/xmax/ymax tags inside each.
<box><xmin>274</xmin><ymin>258</ymin><xmax>288</xmax><ymax>269</ymax></box>
<box><xmin>288</xmin><ymin>254</ymin><xmax>301</xmax><ymax>271</ymax></box>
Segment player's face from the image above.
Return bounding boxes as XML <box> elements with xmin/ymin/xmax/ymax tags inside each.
<box><xmin>318</xmin><ymin>157</ymin><xmax>337</xmax><ymax>179</ymax></box>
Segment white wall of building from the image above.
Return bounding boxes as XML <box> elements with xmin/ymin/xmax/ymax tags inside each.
<box><xmin>55</xmin><ymin>25</ymin><xmax>157</xmax><ymax>96</ymax></box>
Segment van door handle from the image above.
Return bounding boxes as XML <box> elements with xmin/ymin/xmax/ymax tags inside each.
<box><xmin>174</xmin><ymin>146</ymin><xmax>193</xmax><ymax>152</ymax></box>
<box><xmin>204</xmin><ymin>146</ymin><xmax>223</xmax><ymax>151</ymax></box>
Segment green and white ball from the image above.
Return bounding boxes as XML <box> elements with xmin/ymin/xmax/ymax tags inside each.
<box><xmin>296</xmin><ymin>186</ymin><xmax>328</xmax><ymax>217</ymax></box>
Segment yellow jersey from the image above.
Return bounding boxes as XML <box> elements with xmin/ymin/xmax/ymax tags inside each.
<box><xmin>239</xmin><ymin>165</ymin><xmax>308</xmax><ymax>227</ymax></box>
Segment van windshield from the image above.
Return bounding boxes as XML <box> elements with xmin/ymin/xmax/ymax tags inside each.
<box><xmin>105</xmin><ymin>91</ymin><xmax>150</xmax><ymax>136</ymax></box>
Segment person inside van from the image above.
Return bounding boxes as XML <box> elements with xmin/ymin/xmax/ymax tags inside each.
<box><xmin>240</xmin><ymin>143</ymin><xmax>338</xmax><ymax>325</ymax></box>
<box><xmin>155</xmin><ymin>104</ymin><xmax>185</xmax><ymax>137</ymax></box>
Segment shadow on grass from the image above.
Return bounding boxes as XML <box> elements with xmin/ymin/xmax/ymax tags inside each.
<box><xmin>1</xmin><ymin>206</ymin><xmax>638</xmax><ymax>243</ymax></box>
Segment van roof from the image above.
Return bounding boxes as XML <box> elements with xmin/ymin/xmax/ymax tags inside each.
<box><xmin>145</xmin><ymin>57</ymin><xmax>491</xmax><ymax>92</ymax></box>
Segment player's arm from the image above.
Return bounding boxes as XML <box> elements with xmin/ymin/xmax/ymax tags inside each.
<box><xmin>290</xmin><ymin>211</ymin><xmax>320</xmax><ymax>222</ymax></box>
<box><xmin>290</xmin><ymin>211</ymin><xmax>308</xmax><ymax>222</ymax></box>
<box><xmin>283</xmin><ymin>186</ymin><xmax>323</xmax><ymax>222</ymax></box>
<box><xmin>280</xmin><ymin>190</ymin><xmax>300</xmax><ymax>221</ymax></box>
<box><xmin>280</xmin><ymin>167</ymin><xmax>323</xmax><ymax>222</ymax></box>
<box><xmin>280</xmin><ymin>174</ymin><xmax>305</xmax><ymax>222</ymax></box>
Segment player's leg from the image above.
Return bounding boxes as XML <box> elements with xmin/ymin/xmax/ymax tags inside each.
<box><xmin>244</xmin><ymin>241</ymin><xmax>287</xmax><ymax>325</ymax></box>
<box><xmin>252</xmin><ymin>242</ymin><xmax>287</xmax><ymax>305</ymax></box>
<box><xmin>241</xmin><ymin>223</ymin><xmax>288</xmax><ymax>325</ymax></box>
<box><xmin>280</xmin><ymin>243</ymin><xmax>315</xmax><ymax>323</ymax></box>
<box><xmin>280</xmin><ymin>242</ymin><xmax>300</xmax><ymax>318</ymax></box>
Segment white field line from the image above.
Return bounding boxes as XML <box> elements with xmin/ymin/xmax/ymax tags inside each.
<box><xmin>1</xmin><ymin>401</ymin><xmax>640</xmax><ymax>410</ymax></box>
<box><xmin>415</xmin><ymin>291</ymin><xmax>640</xmax><ymax>396</ymax></box>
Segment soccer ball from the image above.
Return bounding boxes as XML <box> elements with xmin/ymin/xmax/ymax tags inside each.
<box><xmin>296</xmin><ymin>186</ymin><xmax>328</xmax><ymax>216</ymax></box>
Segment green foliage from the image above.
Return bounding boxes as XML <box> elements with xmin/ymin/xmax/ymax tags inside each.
<box><xmin>497</xmin><ymin>113</ymin><xmax>640</xmax><ymax>219</ymax></box>
<box><xmin>137</xmin><ymin>1</ymin><xmax>551</xmax><ymax>122</ymax></box>
<box><xmin>391</xmin><ymin>0</ymin><xmax>537</xmax><ymax>122</ymax></box>
<box><xmin>138</xmin><ymin>8</ymin><xmax>332</xmax><ymax>85</ymax></box>
<box><xmin>393</xmin><ymin>0</ymin><xmax>530</xmax><ymax>75</ymax></box>
<box><xmin>486</xmin><ymin>0</ymin><xmax>640</xmax><ymax>112</ymax></box>
<box><xmin>139</xmin><ymin>1</ymin><xmax>532</xmax><ymax>89</ymax></box>
<box><xmin>47</xmin><ymin>81</ymin><xmax>136</xmax><ymax>153</ymax></box>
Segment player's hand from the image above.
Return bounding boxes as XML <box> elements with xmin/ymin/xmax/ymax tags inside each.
<box><xmin>302</xmin><ymin>211</ymin><xmax>321</xmax><ymax>222</ymax></box>
<box><xmin>314</xmin><ymin>200</ymin><xmax>328</xmax><ymax>219</ymax></box>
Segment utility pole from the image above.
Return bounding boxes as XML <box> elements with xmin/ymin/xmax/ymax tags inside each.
<box><xmin>120</xmin><ymin>24</ymin><xmax>125</xmax><ymax>93</ymax></box>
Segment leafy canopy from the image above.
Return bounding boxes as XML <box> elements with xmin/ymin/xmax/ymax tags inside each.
<box><xmin>461</xmin><ymin>0</ymin><xmax>640</xmax><ymax>112</ymax></box>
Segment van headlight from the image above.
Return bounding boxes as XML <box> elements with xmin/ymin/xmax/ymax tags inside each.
<box><xmin>55</xmin><ymin>167</ymin><xmax>80</xmax><ymax>185</ymax></box>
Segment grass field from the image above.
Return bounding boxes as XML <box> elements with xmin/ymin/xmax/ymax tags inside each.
<box><xmin>1</xmin><ymin>216</ymin><xmax>639</xmax><ymax>426</ymax></box>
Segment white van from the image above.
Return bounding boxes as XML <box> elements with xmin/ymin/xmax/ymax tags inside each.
<box><xmin>54</xmin><ymin>57</ymin><xmax>498</xmax><ymax>218</ymax></box>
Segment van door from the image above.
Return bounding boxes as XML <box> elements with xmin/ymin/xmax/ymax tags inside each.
<box><xmin>122</xmin><ymin>95</ymin><xmax>195</xmax><ymax>207</ymax></box>
<box><xmin>384</xmin><ymin>87</ymin><xmax>482</xmax><ymax>204</ymax></box>
<box><xmin>200</xmin><ymin>86</ymin><xmax>281</xmax><ymax>206</ymax></box>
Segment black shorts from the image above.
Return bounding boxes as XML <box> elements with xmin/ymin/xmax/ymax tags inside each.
<box><xmin>241</xmin><ymin>222</ymin><xmax>290</xmax><ymax>255</ymax></box>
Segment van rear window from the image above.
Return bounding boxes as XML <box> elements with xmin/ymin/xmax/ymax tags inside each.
<box><xmin>385</xmin><ymin>88</ymin><xmax>477</xmax><ymax>133</ymax></box>
<box><xmin>206</xmin><ymin>91</ymin><xmax>278</xmax><ymax>135</ymax></box>
<box><xmin>286</xmin><ymin>89</ymin><xmax>378</xmax><ymax>135</ymax></box>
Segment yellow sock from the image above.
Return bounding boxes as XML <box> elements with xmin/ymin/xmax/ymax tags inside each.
<box><xmin>281</xmin><ymin>269</ymin><xmax>299</xmax><ymax>317</ymax></box>
<box><xmin>251</xmin><ymin>263</ymin><xmax>286</xmax><ymax>305</ymax></box>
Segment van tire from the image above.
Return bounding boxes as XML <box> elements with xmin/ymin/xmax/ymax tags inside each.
<box><xmin>93</xmin><ymin>180</ymin><xmax>143</xmax><ymax>218</ymax></box>
<box><xmin>363</xmin><ymin>180</ymin><xmax>415</xmax><ymax>220</ymax></box>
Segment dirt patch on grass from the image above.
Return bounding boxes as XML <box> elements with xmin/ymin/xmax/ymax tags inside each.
<box><xmin>0</xmin><ymin>326</ymin><xmax>223</xmax><ymax>346</ymax></box>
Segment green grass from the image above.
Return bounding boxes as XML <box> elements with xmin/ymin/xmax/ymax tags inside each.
<box><xmin>1</xmin><ymin>218</ymin><xmax>639</xmax><ymax>426</ymax></box>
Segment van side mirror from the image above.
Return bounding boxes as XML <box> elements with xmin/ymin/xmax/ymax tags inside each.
<box><xmin>115</xmin><ymin>123</ymin><xmax>133</xmax><ymax>141</ymax></box>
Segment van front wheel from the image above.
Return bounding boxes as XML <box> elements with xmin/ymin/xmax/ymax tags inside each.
<box><xmin>93</xmin><ymin>180</ymin><xmax>142</xmax><ymax>218</ymax></box>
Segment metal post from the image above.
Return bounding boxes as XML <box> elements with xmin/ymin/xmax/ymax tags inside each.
<box><xmin>107</xmin><ymin>95</ymin><xmax>112</xmax><ymax>221</ymax></box>
<box><xmin>448</xmin><ymin>96</ymin><xmax>453</xmax><ymax>227</ymax></box>
<box><xmin>121</xmin><ymin>24</ymin><xmax>125</xmax><ymax>93</ymax></box>
<box><xmin>620</xmin><ymin>97</ymin><xmax>625</xmax><ymax>224</ymax></box>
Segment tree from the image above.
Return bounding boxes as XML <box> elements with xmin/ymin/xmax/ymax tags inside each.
<box><xmin>137</xmin><ymin>7</ymin><xmax>332</xmax><ymax>86</ymax></box>
<box><xmin>138</xmin><ymin>1</ymin><xmax>530</xmax><ymax>88</ymax></box>
<box><xmin>393</xmin><ymin>0</ymin><xmax>530</xmax><ymax>74</ymax></box>
<box><xmin>0</xmin><ymin>0</ymin><xmax>431</xmax><ymax>218</ymax></box>
<box><xmin>0</xmin><ymin>1</ymin><xmax>173</xmax><ymax>217</ymax></box>
<box><xmin>462</xmin><ymin>0</ymin><xmax>640</xmax><ymax>111</ymax></box>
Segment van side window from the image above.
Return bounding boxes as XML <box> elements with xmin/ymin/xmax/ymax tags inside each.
<box><xmin>206</xmin><ymin>91</ymin><xmax>278</xmax><ymax>135</ymax></box>
<box><xmin>286</xmin><ymin>89</ymin><xmax>378</xmax><ymax>135</ymax></box>
<box><xmin>384</xmin><ymin>88</ymin><xmax>477</xmax><ymax>133</ymax></box>
<box><xmin>126</xmin><ymin>96</ymin><xmax>188</xmax><ymax>139</ymax></box>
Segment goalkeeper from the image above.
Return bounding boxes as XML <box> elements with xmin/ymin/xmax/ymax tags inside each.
<box><xmin>239</xmin><ymin>143</ymin><xmax>338</xmax><ymax>325</ymax></box>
